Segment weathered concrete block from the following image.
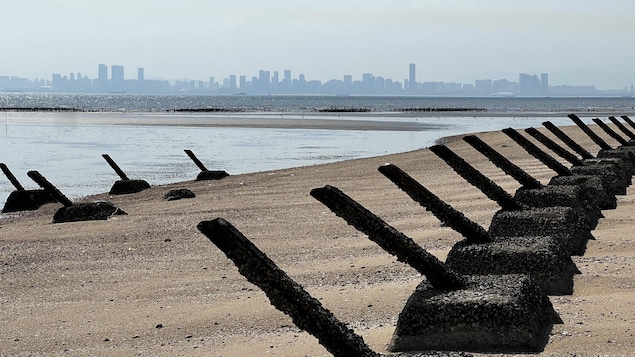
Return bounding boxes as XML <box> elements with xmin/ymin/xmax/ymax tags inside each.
<box><xmin>196</xmin><ymin>170</ymin><xmax>230</xmax><ymax>181</ymax></box>
<box><xmin>571</xmin><ymin>162</ymin><xmax>629</xmax><ymax>195</ymax></box>
<box><xmin>596</xmin><ymin>149</ymin><xmax>635</xmax><ymax>176</ymax></box>
<box><xmin>2</xmin><ymin>189</ymin><xmax>56</xmax><ymax>213</ymax></box>
<box><xmin>488</xmin><ymin>207</ymin><xmax>594</xmax><ymax>256</ymax></box>
<box><xmin>549</xmin><ymin>175</ymin><xmax>616</xmax><ymax>210</ymax></box>
<box><xmin>389</xmin><ymin>275</ymin><xmax>562</xmax><ymax>353</ymax></box>
<box><xmin>378</xmin><ymin>163</ymin><xmax>580</xmax><ymax>295</ymax></box>
<box><xmin>513</xmin><ymin>185</ymin><xmax>602</xmax><ymax>230</ymax></box>
<box><xmin>446</xmin><ymin>237</ymin><xmax>580</xmax><ymax>295</ymax></box>
<box><xmin>109</xmin><ymin>179</ymin><xmax>151</xmax><ymax>195</ymax></box>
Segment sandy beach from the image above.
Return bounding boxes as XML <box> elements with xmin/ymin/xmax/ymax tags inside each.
<box><xmin>2</xmin><ymin>120</ymin><xmax>635</xmax><ymax>356</ymax></box>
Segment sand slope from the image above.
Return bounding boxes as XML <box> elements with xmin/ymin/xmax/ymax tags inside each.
<box><xmin>2</xmin><ymin>124</ymin><xmax>635</xmax><ymax>356</ymax></box>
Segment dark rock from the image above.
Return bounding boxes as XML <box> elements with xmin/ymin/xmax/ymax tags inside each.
<box><xmin>164</xmin><ymin>188</ymin><xmax>195</xmax><ymax>201</ymax></box>
<box><xmin>52</xmin><ymin>202</ymin><xmax>127</xmax><ymax>223</ymax></box>
<box><xmin>109</xmin><ymin>179</ymin><xmax>151</xmax><ymax>195</ymax></box>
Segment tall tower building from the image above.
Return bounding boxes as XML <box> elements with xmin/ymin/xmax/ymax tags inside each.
<box><xmin>258</xmin><ymin>70</ymin><xmax>270</xmax><ymax>93</ymax></box>
<box><xmin>111</xmin><ymin>65</ymin><xmax>124</xmax><ymax>81</ymax></box>
<box><xmin>98</xmin><ymin>64</ymin><xmax>108</xmax><ymax>81</ymax></box>
<box><xmin>97</xmin><ymin>64</ymin><xmax>108</xmax><ymax>89</ymax></box>
<box><xmin>137</xmin><ymin>67</ymin><xmax>144</xmax><ymax>81</ymax></box>
<box><xmin>409</xmin><ymin>63</ymin><xmax>416</xmax><ymax>92</ymax></box>
<box><xmin>111</xmin><ymin>65</ymin><xmax>124</xmax><ymax>91</ymax></box>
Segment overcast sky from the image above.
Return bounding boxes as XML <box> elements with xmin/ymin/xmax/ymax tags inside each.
<box><xmin>2</xmin><ymin>0</ymin><xmax>634</xmax><ymax>89</ymax></box>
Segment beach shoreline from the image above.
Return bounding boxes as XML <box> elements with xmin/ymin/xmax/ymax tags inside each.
<box><xmin>5</xmin><ymin>109</ymin><xmax>634</xmax><ymax>130</ymax></box>
<box><xmin>2</xmin><ymin>122</ymin><xmax>635</xmax><ymax>356</ymax></box>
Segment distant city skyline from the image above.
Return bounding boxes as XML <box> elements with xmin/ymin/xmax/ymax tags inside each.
<box><xmin>1</xmin><ymin>62</ymin><xmax>631</xmax><ymax>97</ymax></box>
<box><xmin>2</xmin><ymin>1</ymin><xmax>635</xmax><ymax>90</ymax></box>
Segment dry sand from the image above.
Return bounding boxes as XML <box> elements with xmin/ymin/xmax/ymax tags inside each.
<box><xmin>1</xmin><ymin>121</ymin><xmax>635</xmax><ymax>356</ymax></box>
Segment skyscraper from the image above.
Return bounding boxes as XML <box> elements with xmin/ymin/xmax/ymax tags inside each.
<box><xmin>111</xmin><ymin>65</ymin><xmax>124</xmax><ymax>91</ymax></box>
<box><xmin>137</xmin><ymin>67</ymin><xmax>144</xmax><ymax>81</ymax></box>
<box><xmin>97</xmin><ymin>64</ymin><xmax>108</xmax><ymax>89</ymax></box>
<box><xmin>409</xmin><ymin>63</ymin><xmax>416</xmax><ymax>92</ymax></box>
<box><xmin>111</xmin><ymin>65</ymin><xmax>124</xmax><ymax>81</ymax></box>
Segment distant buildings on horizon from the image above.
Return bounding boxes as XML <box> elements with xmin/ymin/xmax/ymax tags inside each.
<box><xmin>0</xmin><ymin>63</ymin><xmax>632</xmax><ymax>97</ymax></box>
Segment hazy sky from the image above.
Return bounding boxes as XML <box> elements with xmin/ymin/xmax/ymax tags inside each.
<box><xmin>2</xmin><ymin>0</ymin><xmax>635</xmax><ymax>89</ymax></box>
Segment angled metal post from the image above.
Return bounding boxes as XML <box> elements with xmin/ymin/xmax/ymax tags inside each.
<box><xmin>463</xmin><ymin>134</ymin><xmax>543</xmax><ymax>189</ymax></box>
<box><xmin>608</xmin><ymin>116</ymin><xmax>635</xmax><ymax>139</ymax></box>
<box><xmin>27</xmin><ymin>170</ymin><xmax>74</xmax><ymax>207</ymax></box>
<box><xmin>184</xmin><ymin>149</ymin><xmax>209</xmax><ymax>172</ymax></box>
<box><xmin>568</xmin><ymin>114</ymin><xmax>613</xmax><ymax>150</ymax></box>
<box><xmin>524</xmin><ymin>128</ymin><xmax>585</xmax><ymax>166</ymax></box>
<box><xmin>429</xmin><ymin>144</ymin><xmax>524</xmax><ymax>211</ymax></box>
<box><xmin>310</xmin><ymin>185</ymin><xmax>466</xmax><ymax>290</ymax></box>
<box><xmin>102</xmin><ymin>154</ymin><xmax>130</xmax><ymax>180</ymax></box>
<box><xmin>198</xmin><ymin>218</ymin><xmax>380</xmax><ymax>357</ymax></box>
<box><xmin>542</xmin><ymin>121</ymin><xmax>595</xmax><ymax>160</ymax></box>
<box><xmin>378</xmin><ymin>163</ymin><xmax>491</xmax><ymax>244</ymax></box>
<box><xmin>0</xmin><ymin>163</ymin><xmax>25</xmax><ymax>191</ymax></box>
<box><xmin>501</xmin><ymin>127</ymin><xmax>572</xmax><ymax>176</ymax></box>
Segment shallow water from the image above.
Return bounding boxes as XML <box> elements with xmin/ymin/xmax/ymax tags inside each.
<box><xmin>0</xmin><ymin>111</ymin><xmax>574</xmax><ymax>208</ymax></box>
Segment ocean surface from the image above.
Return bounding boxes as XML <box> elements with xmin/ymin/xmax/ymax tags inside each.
<box><xmin>2</xmin><ymin>93</ymin><xmax>635</xmax><ymax>210</ymax></box>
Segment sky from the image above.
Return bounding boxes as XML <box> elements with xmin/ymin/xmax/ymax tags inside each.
<box><xmin>2</xmin><ymin>0</ymin><xmax>635</xmax><ymax>89</ymax></box>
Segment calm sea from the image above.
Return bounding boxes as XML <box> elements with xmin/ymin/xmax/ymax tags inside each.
<box><xmin>2</xmin><ymin>93</ymin><xmax>634</xmax><ymax>209</ymax></box>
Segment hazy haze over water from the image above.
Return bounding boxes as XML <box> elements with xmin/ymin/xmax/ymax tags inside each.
<box><xmin>2</xmin><ymin>1</ymin><xmax>635</xmax><ymax>89</ymax></box>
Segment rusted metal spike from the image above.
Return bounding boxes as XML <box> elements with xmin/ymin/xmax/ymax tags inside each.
<box><xmin>378</xmin><ymin>163</ymin><xmax>491</xmax><ymax>244</ymax></box>
<box><xmin>310</xmin><ymin>185</ymin><xmax>466</xmax><ymax>290</ymax></box>
<box><xmin>27</xmin><ymin>170</ymin><xmax>74</xmax><ymax>207</ymax></box>
<box><xmin>524</xmin><ymin>128</ymin><xmax>585</xmax><ymax>166</ymax></box>
<box><xmin>429</xmin><ymin>144</ymin><xmax>524</xmax><ymax>211</ymax></box>
<box><xmin>101</xmin><ymin>154</ymin><xmax>130</xmax><ymax>180</ymax></box>
<box><xmin>608</xmin><ymin>116</ymin><xmax>635</xmax><ymax>139</ymax></box>
<box><xmin>197</xmin><ymin>218</ymin><xmax>380</xmax><ymax>357</ymax></box>
<box><xmin>568</xmin><ymin>114</ymin><xmax>613</xmax><ymax>150</ymax></box>
<box><xmin>542</xmin><ymin>121</ymin><xmax>595</xmax><ymax>160</ymax></box>
<box><xmin>0</xmin><ymin>163</ymin><xmax>25</xmax><ymax>191</ymax></box>
<box><xmin>184</xmin><ymin>149</ymin><xmax>209</xmax><ymax>172</ymax></box>
<box><xmin>501</xmin><ymin>128</ymin><xmax>572</xmax><ymax>176</ymax></box>
<box><xmin>463</xmin><ymin>135</ymin><xmax>543</xmax><ymax>189</ymax></box>
<box><xmin>621</xmin><ymin>115</ymin><xmax>635</xmax><ymax>130</ymax></box>
<box><xmin>592</xmin><ymin>118</ymin><xmax>629</xmax><ymax>146</ymax></box>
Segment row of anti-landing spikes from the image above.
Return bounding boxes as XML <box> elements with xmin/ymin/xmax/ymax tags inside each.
<box><xmin>197</xmin><ymin>114</ymin><xmax>635</xmax><ymax>356</ymax></box>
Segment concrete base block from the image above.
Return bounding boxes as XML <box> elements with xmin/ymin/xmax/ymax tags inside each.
<box><xmin>109</xmin><ymin>179</ymin><xmax>151</xmax><ymax>195</ymax></box>
<box><xmin>488</xmin><ymin>207</ymin><xmax>594</xmax><ymax>256</ymax></box>
<box><xmin>196</xmin><ymin>170</ymin><xmax>229</xmax><ymax>181</ymax></box>
<box><xmin>389</xmin><ymin>275</ymin><xmax>562</xmax><ymax>353</ymax></box>
<box><xmin>514</xmin><ymin>185</ymin><xmax>602</xmax><ymax>230</ymax></box>
<box><xmin>2</xmin><ymin>189</ymin><xmax>56</xmax><ymax>213</ymax></box>
<box><xmin>446</xmin><ymin>237</ymin><xmax>580</xmax><ymax>295</ymax></box>
<box><xmin>549</xmin><ymin>175</ymin><xmax>616</xmax><ymax>210</ymax></box>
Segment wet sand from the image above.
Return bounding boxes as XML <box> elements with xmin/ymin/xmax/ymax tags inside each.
<box><xmin>1</xmin><ymin>121</ymin><xmax>635</xmax><ymax>356</ymax></box>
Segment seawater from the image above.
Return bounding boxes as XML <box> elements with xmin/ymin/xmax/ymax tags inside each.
<box><xmin>2</xmin><ymin>93</ymin><xmax>633</xmax><ymax>208</ymax></box>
